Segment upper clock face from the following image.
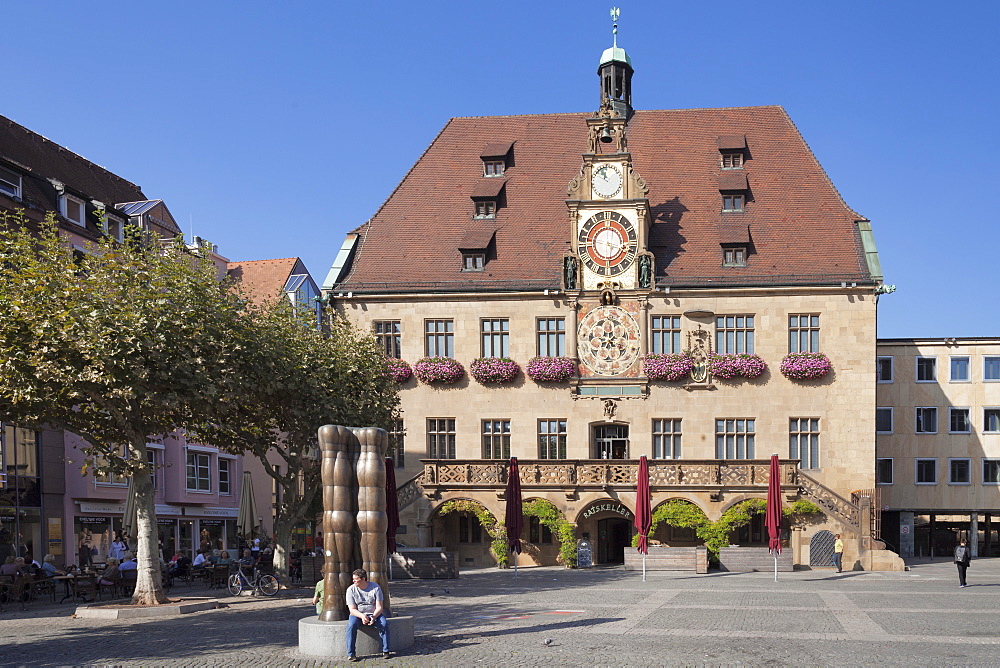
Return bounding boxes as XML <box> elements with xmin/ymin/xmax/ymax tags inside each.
<box><xmin>578</xmin><ymin>210</ymin><xmax>638</xmax><ymax>276</ymax></box>
<box><xmin>593</xmin><ymin>164</ymin><xmax>623</xmax><ymax>198</ymax></box>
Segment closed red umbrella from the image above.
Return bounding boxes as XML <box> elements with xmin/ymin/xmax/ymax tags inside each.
<box><xmin>634</xmin><ymin>456</ymin><xmax>652</xmax><ymax>581</ymax></box>
<box><xmin>504</xmin><ymin>457</ymin><xmax>523</xmax><ymax>578</ymax></box>
<box><xmin>765</xmin><ymin>453</ymin><xmax>782</xmax><ymax>581</ymax></box>
<box><xmin>385</xmin><ymin>457</ymin><xmax>400</xmax><ymax>555</ymax></box>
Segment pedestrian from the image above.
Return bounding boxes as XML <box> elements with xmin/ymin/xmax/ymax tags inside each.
<box><xmin>345</xmin><ymin>568</ymin><xmax>391</xmax><ymax>662</ymax></box>
<box><xmin>832</xmin><ymin>533</ymin><xmax>844</xmax><ymax>572</ymax></box>
<box><xmin>311</xmin><ymin>565</ymin><xmax>326</xmax><ymax>617</ymax></box>
<box><xmin>955</xmin><ymin>539</ymin><xmax>972</xmax><ymax>587</ymax></box>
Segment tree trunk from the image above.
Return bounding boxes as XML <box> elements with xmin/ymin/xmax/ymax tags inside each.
<box><xmin>129</xmin><ymin>439</ymin><xmax>169</xmax><ymax>605</ymax></box>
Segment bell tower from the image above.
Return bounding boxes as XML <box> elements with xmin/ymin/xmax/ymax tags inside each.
<box><xmin>598</xmin><ymin>8</ymin><xmax>633</xmax><ymax>120</ymax></box>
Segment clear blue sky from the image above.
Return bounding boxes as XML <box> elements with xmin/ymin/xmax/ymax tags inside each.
<box><xmin>5</xmin><ymin>1</ymin><xmax>997</xmax><ymax>338</ymax></box>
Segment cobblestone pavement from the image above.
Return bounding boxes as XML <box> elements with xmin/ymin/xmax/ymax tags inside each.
<box><xmin>2</xmin><ymin>559</ymin><xmax>1000</xmax><ymax>667</ymax></box>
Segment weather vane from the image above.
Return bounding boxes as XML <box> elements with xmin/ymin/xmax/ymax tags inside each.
<box><xmin>610</xmin><ymin>7</ymin><xmax>620</xmax><ymax>47</ymax></box>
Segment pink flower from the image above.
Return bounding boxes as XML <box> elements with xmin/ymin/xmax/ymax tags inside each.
<box><xmin>525</xmin><ymin>356</ymin><xmax>577</xmax><ymax>382</ymax></box>
<box><xmin>643</xmin><ymin>353</ymin><xmax>694</xmax><ymax>381</ymax></box>
<box><xmin>469</xmin><ymin>357</ymin><xmax>520</xmax><ymax>384</ymax></box>
<box><xmin>780</xmin><ymin>352</ymin><xmax>832</xmax><ymax>381</ymax></box>
<box><xmin>384</xmin><ymin>358</ymin><xmax>413</xmax><ymax>383</ymax></box>
<box><xmin>413</xmin><ymin>357</ymin><xmax>465</xmax><ymax>384</ymax></box>
<box><xmin>710</xmin><ymin>353</ymin><xmax>767</xmax><ymax>379</ymax></box>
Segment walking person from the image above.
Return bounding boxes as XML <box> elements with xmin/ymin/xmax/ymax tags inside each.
<box><xmin>832</xmin><ymin>533</ymin><xmax>844</xmax><ymax>573</ymax></box>
<box><xmin>955</xmin><ymin>540</ymin><xmax>973</xmax><ymax>587</ymax></box>
<box><xmin>345</xmin><ymin>568</ymin><xmax>391</xmax><ymax>662</ymax></box>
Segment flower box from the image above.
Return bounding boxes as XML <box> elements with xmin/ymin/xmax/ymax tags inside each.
<box><xmin>525</xmin><ymin>356</ymin><xmax>577</xmax><ymax>383</ymax></box>
<box><xmin>780</xmin><ymin>352</ymin><xmax>832</xmax><ymax>381</ymax></box>
<box><xmin>643</xmin><ymin>353</ymin><xmax>694</xmax><ymax>382</ymax></box>
<box><xmin>384</xmin><ymin>358</ymin><xmax>413</xmax><ymax>383</ymax></box>
<box><xmin>469</xmin><ymin>357</ymin><xmax>520</xmax><ymax>384</ymax></box>
<box><xmin>710</xmin><ymin>353</ymin><xmax>767</xmax><ymax>380</ymax></box>
<box><xmin>413</xmin><ymin>357</ymin><xmax>465</xmax><ymax>385</ymax></box>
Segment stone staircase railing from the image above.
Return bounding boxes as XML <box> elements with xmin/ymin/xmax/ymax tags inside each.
<box><xmin>796</xmin><ymin>469</ymin><xmax>861</xmax><ymax>533</ymax></box>
<box><xmin>396</xmin><ymin>472</ymin><xmax>425</xmax><ymax>510</ymax></box>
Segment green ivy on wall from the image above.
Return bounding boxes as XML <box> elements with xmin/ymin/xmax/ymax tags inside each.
<box><xmin>438</xmin><ymin>499</ymin><xmax>510</xmax><ymax>568</ymax></box>
<box><xmin>523</xmin><ymin>499</ymin><xmax>577</xmax><ymax>567</ymax></box>
<box><xmin>630</xmin><ymin>498</ymin><xmax>824</xmax><ymax>562</ymax></box>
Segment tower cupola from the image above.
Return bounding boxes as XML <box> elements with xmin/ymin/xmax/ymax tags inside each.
<box><xmin>598</xmin><ymin>8</ymin><xmax>633</xmax><ymax>120</ymax></box>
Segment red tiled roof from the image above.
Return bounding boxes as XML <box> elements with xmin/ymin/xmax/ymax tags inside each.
<box><xmin>480</xmin><ymin>141</ymin><xmax>514</xmax><ymax>158</ymax></box>
<box><xmin>458</xmin><ymin>226</ymin><xmax>497</xmax><ymax>250</ymax></box>
<box><xmin>226</xmin><ymin>257</ymin><xmax>306</xmax><ymax>305</ymax></box>
<box><xmin>718</xmin><ymin>171</ymin><xmax>749</xmax><ymax>191</ymax></box>
<box><xmin>337</xmin><ymin>106</ymin><xmax>870</xmax><ymax>292</ymax></box>
<box><xmin>717</xmin><ymin>135</ymin><xmax>747</xmax><ymax>150</ymax></box>
<box><xmin>471</xmin><ymin>179</ymin><xmax>506</xmax><ymax>199</ymax></box>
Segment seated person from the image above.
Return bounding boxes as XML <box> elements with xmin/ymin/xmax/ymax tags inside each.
<box><xmin>40</xmin><ymin>554</ymin><xmax>65</xmax><ymax>577</ymax></box>
<box><xmin>192</xmin><ymin>549</ymin><xmax>208</xmax><ymax>570</ymax></box>
<box><xmin>216</xmin><ymin>550</ymin><xmax>233</xmax><ymax>567</ymax></box>
<box><xmin>118</xmin><ymin>553</ymin><xmax>138</xmax><ymax>572</ymax></box>
<box><xmin>168</xmin><ymin>553</ymin><xmax>192</xmax><ymax>580</ymax></box>
<box><xmin>345</xmin><ymin>568</ymin><xmax>391</xmax><ymax>661</ymax></box>
<box><xmin>209</xmin><ymin>549</ymin><xmax>221</xmax><ymax>566</ymax></box>
<box><xmin>99</xmin><ymin>558</ymin><xmax>121</xmax><ymax>587</ymax></box>
<box><xmin>0</xmin><ymin>556</ymin><xmax>19</xmax><ymax>577</ymax></box>
<box><xmin>238</xmin><ymin>548</ymin><xmax>257</xmax><ymax>569</ymax></box>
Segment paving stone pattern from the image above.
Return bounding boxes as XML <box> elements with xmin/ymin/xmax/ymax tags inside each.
<box><xmin>1</xmin><ymin>559</ymin><xmax>999</xmax><ymax>666</ymax></box>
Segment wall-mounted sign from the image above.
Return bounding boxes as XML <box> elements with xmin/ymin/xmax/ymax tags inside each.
<box><xmin>78</xmin><ymin>516</ymin><xmax>110</xmax><ymax>525</ymax></box>
<box><xmin>581</xmin><ymin>502</ymin><xmax>634</xmax><ymax>521</ymax></box>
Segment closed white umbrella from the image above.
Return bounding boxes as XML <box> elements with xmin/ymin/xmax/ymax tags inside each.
<box><xmin>121</xmin><ymin>482</ymin><xmax>139</xmax><ymax>545</ymax></box>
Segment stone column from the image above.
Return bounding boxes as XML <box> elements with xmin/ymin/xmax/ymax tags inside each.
<box><xmin>971</xmin><ymin>513</ymin><xmax>979</xmax><ymax>557</ymax></box>
<box><xmin>567</xmin><ymin>299</ymin><xmax>579</xmax><ymax>358</ymax></box>
<box><xmin>639</xmin><ymin>298</ymin><xmax>650</xmax><ymax>356</ymax></box>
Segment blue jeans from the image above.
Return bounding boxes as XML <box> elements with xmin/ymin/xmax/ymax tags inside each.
<box><xmin>345</xmin><ymin>614</ymin><xmax>389</xmax><ymax>656</ymax></box>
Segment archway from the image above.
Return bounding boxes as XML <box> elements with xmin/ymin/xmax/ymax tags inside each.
<box><xmin>575</xmin><ymin>499</ymin><xmax>634</xmax><ymax>565</ymax></box>
<box><xmin>430</xmin><ymin>499</ymin><xmax>503</xmax><ymax>568</ymax></box>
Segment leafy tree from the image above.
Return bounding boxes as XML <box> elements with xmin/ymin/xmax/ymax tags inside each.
<box><xmin>0</xmin><ymin>211</ymin><xmax>251</xmax><ymax>605</ymax></box>
<box><xmin>196</xmin><ymin>298</ymin><xmax>400</xmax><ymax>580</ymax></box>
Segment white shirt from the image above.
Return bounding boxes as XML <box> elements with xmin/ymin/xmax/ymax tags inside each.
<box><xmin>193</xmin><ymin>553</ymin><xmax>207</xmax><ymax>567</ymax></box>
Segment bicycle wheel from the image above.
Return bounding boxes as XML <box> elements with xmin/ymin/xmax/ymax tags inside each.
<box><xmin>226</xmin><ymin>574</ymin><xmax>243</xmax><ymax>596</ymax></box>
<box><xmin>258</xmin><ymin>574</ymin><xmax>279</xmax><ymax>596</ymax></box>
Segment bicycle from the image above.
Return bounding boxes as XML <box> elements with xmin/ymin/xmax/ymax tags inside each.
<box><xmin>227</xmin><ymin>564</ymin><xmax>279</xmax><ymax>597</ymax></box>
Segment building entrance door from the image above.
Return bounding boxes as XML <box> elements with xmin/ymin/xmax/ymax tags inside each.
<box><xmin>597</xmin><ymin>517</ymin><xmax>630</xmax><ymax>564</ymax></box>
<box><xmin>594</xmin><ymin>425</ymin><xmax>629</xmax><ymax>459</ymax></box>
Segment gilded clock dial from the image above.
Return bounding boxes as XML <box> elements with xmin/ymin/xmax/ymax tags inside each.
<box><xmin>578</xmin><ymin>210</ymin><xmax>638</xmax><ymax>277</ymax></box>
<box><xmin>578</xmin><ymin>305</ymin><xmax>641</xmax><ymax>376</ymax></box>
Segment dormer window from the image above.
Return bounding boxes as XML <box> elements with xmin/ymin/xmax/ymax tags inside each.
<box><xmin>0</xmin><ymin>164</ymin><xmax>21</xmax><ymax>198</ymax></box>
<box><xmin>462</xmin><ymin>253</ymin><xmax>486</xmax><ymax>272</ymax></box>
<box><xmin>721</xmin><ymin>152</ymin><xmax>744</xmax><ymax>169</ymax></box>
<box><xmin>103</xmin><ymin>214</ymin><xmax>124</xmax><ymax>242</ymax></box>
<box><xmin>61</xmin><ymin>194</ymin><xmax>86</xmax><ymax>226</ymax></box>
<box><xmin>723</xmin><ymin>247</ymin><xmax>747</xmax><ymax>267</ymax></box>
<box><xmin>483</xmin><ymin>160</ymin><xmax>504</xmax><ymax>177</ymax></box>
<box><xmin>722</xmin><ymin>194</ymin><xmax>745</xmax><ymax>212</ymax></box>
<box><xmin>475</xmin><ymin>201</ymin><xmax>496</xmax><ymax>218</ymax></box>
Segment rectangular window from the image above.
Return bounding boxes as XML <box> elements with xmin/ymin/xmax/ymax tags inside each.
<box><xmin>650</xmin><ymin>316</ymin><xmax>681</xmax><ymax>354</ymax></box>
<box><xmin>984</xmin><ymin>459</ymin><xmax>1000</xmax><ymax>485</ymax></box>
<box><xmin>147</xmin><ymin>449</ymin><xmax>158</xmax><ymax>491</ymax></box>
<box><xmin>716</xmin><ymin>315</ymin><xmax>754</xmax><ymax>354</ymax></box>
<box><xmin>94</xmin><ymin>444</ymin><xmax>128</xmax><ymax>485</ymax></box>
<box><xmin>186</xmin><ymin>452</ymin><xmax>211</xmax><ymax>491</ymax></box>
<box><xmin>425</xmin><ymin>320</ymin><xmax>454</xmax><ymax>357</ymax></box>
<box><xmin>652</xmin><ymin>419</ymin><xmax>682</xmax><ymax>459</ymax></box>
<box><xmin>722</xmin><ymin>194</ymin><xmax>745</xmax><ymax>212</ymax></box>
<box><xmin>877</xmin><ymin>356</ymin><xmax>893</xmax><ymax>383</ymax></box>
<box><xmin>916</xmin><ymin>356</ymin><xmax>937</xmax><ymax>382</ymax></box>
<box><xmin>459</xmin><ymin>514</ymin><xmax>483</xmax><ymax>543</ymax></box>
<box><xmin>950</xmin><ymin>356</ymin><xmax>970</xmax><ymax>382</ymax></box>
<box><xmin>788</xmin><ymin>314</ymin><xmax>820</xmax><ymax>353</ymax></box>
<box><xmin>986</xmin><ymin>356</ymin><xmax>1000</xmax><ymax>381</ymax></box>
<box><xmin>483</xmin><ymin>160</ymin><xmax>504</xmax><ymax>177</ymax></box>
<box><xmin>481</xmin><ymin>318</ymin><xmax>510</xmax><ymax>358</ymax></box>
<box><xmin>721</xmin><ymin>152</ymin><xmax>744</xmax><ymax>169</ymax></box>
<box><xmin>949</xmin><ymin>458</ymin><xmax>971</xmax><ymax>485</ymax></box>
<box><xmin>985</xmin><ymin>408</ymin><xmax>1000</xmax><ymax>433</ymax></box>
<box><xmin>715</xmin><ymin>419</ymin><xmax>755</xmax><ymax>459</ymax></box>
<box><xmin>474</xmin><ymin>201</ymin><xmax>496</xmax><ymax>218</ymax></box>
<box><xmin>482</xmin><ymin>420</ymin><xmax>511</xmax><ymax>459</ymax></box>
<box><xmin>529</xmin><ymin>517</ymin><xmax>553</xmax><ymax>544</ymax></box>
<box><xmin>723</xmin><ymin>247</ymin><xmax>747</xmax><ymax>267</ymax></box>
<box><xmin>462</xmin><ymin>253</ymin><xmax>485</xmax><ymax>272</ymax></box>
<box><xmin>537</xmin><ymin>419</ymin><xmax>567</xmax><ymax>459</ymax></box>
<box><xmin>427</xmin><ymin>418</ymin><xmax>456</xmax><ymax>459</ymax></box>
<box><xmin>876</xmin><ymin>407</ymin><xmax>894</xmax><ymax>434</ymax></box>
<box><xmin>104</xmin><ymin>215</ymin><xmax>124</xmax><ymax>242</ymax></box>
<box><xmin>789</xmin><ymin>418</ymin><xmax>820</xmax><ymax>469</ymax></box>
<box><xmin>374</xmin><ymin>320</ymin><xmax>402</xmax><ymax>358</ymax></box>
<box><xmin>536</xmin><ymin>318</ymin><xmax>566</xmax><ymax>357</ymax></box>
<box><xmin>0</xmin><ymin>165</ymin><xmax>21</xmax><ymax>198</ymax></box>
<box><xmin>62</xmin><ymin>194</ymin><xmax>85</xmax><ymax>226</ymax></box>
<box><xmin>876</xmin><ymin>458</ymin><xmax>894</xmax><ymax>485</ymax></box>
<box><xmin>915</xmin><ymin>458</ymin><xmax>937</xmax><ymax>484</ymax></box>
<box><xmin>389</xmin><ymin>420</ymin><xmax>405</xmax><ymax>468</ymax></box>
<box><xmin>218</xmin><ymin>458</ymin><xmax>232</xmax><ymax>495</ymax></box>
<box><xmin>916</xmin><ymin>407</ymin><xmax>938</xmax><ymax>434</ymax></box>
<box><xmin>949</xmin><ymin>408</ymin><xmax>971</xmax><ymax>434</ymax></box>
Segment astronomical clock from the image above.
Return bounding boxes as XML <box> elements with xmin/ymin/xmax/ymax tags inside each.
<box><xmin>565</xmin><ymin>106</ymin><xmax>652</xmax><ymax>379</ymax></box>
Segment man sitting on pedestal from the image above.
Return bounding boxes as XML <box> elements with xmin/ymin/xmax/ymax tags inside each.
<box><xmin>345</xmin><ymin>568</ymin><xmax>390</xmax><ymax>662</ymax></box>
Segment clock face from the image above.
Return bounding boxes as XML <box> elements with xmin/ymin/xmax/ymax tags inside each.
<box><xmin>578</xmin><ymin>211</ymin><xmax>638</xmax><ymax>277</ymax></box>
<box><xmin>593</xmin><ymin>164</ymin><xmax>623</xmax><ymax>198</ymax></box>
<box><xmin>578</xmin><ymin>305</ymin><xmax>641</xmax><ymax>376</ymax></box>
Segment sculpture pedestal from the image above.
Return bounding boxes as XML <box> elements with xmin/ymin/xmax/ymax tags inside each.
<box><xmin>298</xmin><ymin>616</ymin><xmax>414</xmax><ymax>657</ymax></box>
